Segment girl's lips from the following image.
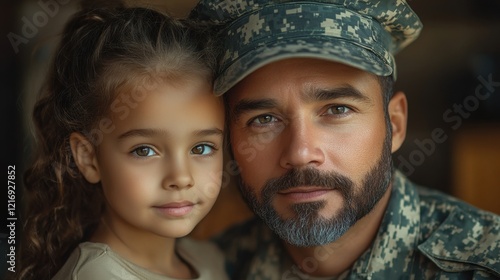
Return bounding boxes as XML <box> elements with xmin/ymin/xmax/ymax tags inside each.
<box><xmin>153</xmin><ymin>201</ymin><xmax>195</xmax><ymax>217</ymax></box>
<box><xmin>156</xmin><ymin>201</ymin><xmax>194</xmax><ymax>208</ymax></box>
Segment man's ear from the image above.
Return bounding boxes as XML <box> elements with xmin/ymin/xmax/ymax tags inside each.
<box><xmin>388</xmin><ymin>91</ymin><xmax>408</xmax><ymax>153</ymax></box>
<box><xmin>69</xmin><ymin>132</ymin><xmax>101</xmax><ymax>183</ymax></box>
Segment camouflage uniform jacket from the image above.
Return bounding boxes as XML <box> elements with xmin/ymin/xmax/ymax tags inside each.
<box><xmin>213</xmin><ymin>170</ymin><xmax>500</xmax><ymax>279</ymax></box>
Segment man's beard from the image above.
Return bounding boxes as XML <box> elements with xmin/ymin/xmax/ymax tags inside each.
<box><xmin>238</xmin><ymin>134</ymin><xmax>393</xmax><ymax>247</ymax></box>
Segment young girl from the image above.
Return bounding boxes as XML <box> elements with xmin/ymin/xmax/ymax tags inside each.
<box><xmin>15</xmin><ymin>5</ymin><xmax>227</xmax><ymax>280</ymax></box>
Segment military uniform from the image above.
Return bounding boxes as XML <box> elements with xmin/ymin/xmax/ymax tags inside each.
<box><xmin>213</xmin><ymin>170</ymin><xmax>500</xmax><ymax>279</ymax></box>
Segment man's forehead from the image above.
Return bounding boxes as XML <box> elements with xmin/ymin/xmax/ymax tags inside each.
<box><xmin>228</xmin><ymin>58</ymin><xmax>380</xmax><ymax>94</ymax></box>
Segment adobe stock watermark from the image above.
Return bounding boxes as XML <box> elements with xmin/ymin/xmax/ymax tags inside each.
<box><xmin>48</xmin><ymin>71</ymin><xmax>164</xmax><ymax>176</ymax></box>
<box><xmin>281</xmin><ymin>245</ymin><xmax>335</xmax><ymax>280</ymax></box>
<box><xmin>201</xmin><ymin>159</ymin><xmax>241</xmax><ymax>201</ymax></box>
<box><xmin>7</xmin><ymin>0</ymin><xmax>72</xmax><ymax>54</ymax></box>
<box><xmin>235</xmin><ymin>122</ymin><xmax>285</xmax><ymax>163</ymax></box>
<box><xmin>45</xmin><ymin>67</ymin><xmax>241</xmax><ymax>202</ymax></box>
<box><xmin>397</xmin><ymin>74</ymin><xmax>499</xmax><ymax>176</ymax></box>
<box><xmin>81</xmin><ymin>79</ymin><xmax>155</xmax><ymax>147</ymax></box>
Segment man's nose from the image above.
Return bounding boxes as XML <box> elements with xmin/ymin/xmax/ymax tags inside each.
<box><xmin>279</xmin><ymin>120</ymin><xmax>325</xmax><ymax>169</ymax></box>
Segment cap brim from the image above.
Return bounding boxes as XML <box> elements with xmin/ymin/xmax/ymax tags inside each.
<box><xmin>215</xmin><ymin>37</ymin><xmax>393</xmax><ymax>96</ymax></box>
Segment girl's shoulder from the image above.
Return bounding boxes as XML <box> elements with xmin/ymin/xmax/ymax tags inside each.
<box><xmin>51</xmin><ymin>240</ymin><xmax>229</xmax><ymax>280</ymax></box>
<box><xmin>51</xmin><ymin>242</ymin><xmax>125</xmax><ymax>280</ymax></box>
<box><xmin>51</xmin><ymin>242</ymin><xmax>154</xmax><ymax>280</ymax></box>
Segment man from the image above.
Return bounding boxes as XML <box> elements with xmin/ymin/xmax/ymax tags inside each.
<box><xmin>189</xmin><ymin>0</ymin><xmax>500</xmax><ymax>279</ymax></box>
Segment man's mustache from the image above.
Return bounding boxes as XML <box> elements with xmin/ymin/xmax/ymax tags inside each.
<box><xmin>261</xmin><ymin>168</ymin><xmax>354</xmax><ymax>200</ymax></box>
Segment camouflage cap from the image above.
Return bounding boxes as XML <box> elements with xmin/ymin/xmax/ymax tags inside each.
<box><xmin>189</xmin><ymin>0</ymin><xmax>423</xmax><ymax>96</ymax></box>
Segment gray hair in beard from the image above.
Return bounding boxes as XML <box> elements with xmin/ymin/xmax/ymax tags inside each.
<box><xmin>238</xmin><ymin>134</ymin><xmax>393</xmax><ymax>247</ymax></box>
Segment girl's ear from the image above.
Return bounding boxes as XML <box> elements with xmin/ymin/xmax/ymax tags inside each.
<box><xmin>69</xmin><ymin>132</ymin><xmax>101</xmax><ymax>183</ymax></box>
<box><xmin>389</xmin><ymin>91</ymin><xmax>408</xmax><ymax>153</ymax></box>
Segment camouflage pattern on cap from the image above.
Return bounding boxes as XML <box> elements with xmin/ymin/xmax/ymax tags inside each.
<box><xmin>189</xmin><ymin>0</ymin><xmax>423</xmax><ymax>95</ymax></box>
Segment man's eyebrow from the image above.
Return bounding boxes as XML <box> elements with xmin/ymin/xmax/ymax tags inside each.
<box><xmin>231</xmin><ymin>98</ymin><xmax>277</xmax><ymax>119</ymax></box>
<box><xmin>303</xmin><ymin>85</ymin><xmax>372</xmax><ymax>103</ymax></box>
<box><xmin>229</xmin><ymin>86</ymin><xmax>370</xmax><ymax>119</ymax></box>
<box><xmin>118</xmin><ymin>128</ymin><xmax>223</xmax><ymax>140</ymax></box>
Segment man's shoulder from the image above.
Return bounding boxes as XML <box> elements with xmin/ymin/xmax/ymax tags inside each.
<box><xmin>211</xmin><ymin>217</ymin><xmax>280</xmax><ymax>278</ymax></box>
<box><xmin>416</xmin><ymin>184</ymin><xmax>498</xmax><ymax>218</ymax></box>
<box><xmin>415</xmin><ymin>184</ymin><xmax>500</xmax><ymax>229</ymax></box>
<box><xmin>414</xmin><ymin>185</ymin><xmax>500</xmax><ymax>277</ymax></box>
<box><xmin>212</xmin><ymin>217</ymin><xmax>273</xmax><ymax>250</ymax></box>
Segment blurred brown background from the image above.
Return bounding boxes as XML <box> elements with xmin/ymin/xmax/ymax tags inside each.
<box><xmin>1</xmin><ymin>2</ymin><xmax>499</xmax><ymax>275</ymax></box>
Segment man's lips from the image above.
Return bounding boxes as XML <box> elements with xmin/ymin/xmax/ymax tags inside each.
<box><xmin>153</xmin><ymin>201</ymin><xmax>195</xmax><ymax>217</ymax></box>
<box><xmin>277</xmin><ymin>186</ymin><xmax>333</xmax><ymax>201</ymax></box>
<box><xmin>278</xmin><ymin>186</ymin><xmax>332</xmax><ymax>194</ymax></box>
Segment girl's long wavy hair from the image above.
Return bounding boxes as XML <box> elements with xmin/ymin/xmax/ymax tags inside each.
<box><xmin>14</xmin><ymin>5</ymin><xmax>216</xmax><ymax>280</ymax></box>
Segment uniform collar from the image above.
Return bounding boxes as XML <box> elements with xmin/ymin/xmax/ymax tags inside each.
<box><xmin>352</xmin><ymin>170</ymin><xmax>421</xmax><ymax>277</ymax></box>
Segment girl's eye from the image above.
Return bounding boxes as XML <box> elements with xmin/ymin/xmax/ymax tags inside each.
<box><xmin>249</xmin><ymin>114</ymin><xmax>278</xmax><ymax>125</ymax></box>
<box><xmin>131</xmin><ymin>146</ymin><xmax>157</xmax><ymax>157</ymax></box>
<box><xmin>325</xmin><ymin>105</ymin><xmax>351</xmax><ymax>115</ymax></box>
<box><xmin>191</xmin><ymin>144</ymin><xmax>215</xmax><ymax>155</ymax></box>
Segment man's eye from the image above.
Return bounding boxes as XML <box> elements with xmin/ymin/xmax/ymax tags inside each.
<box><xmin>250</xmin><ymin>114</ymin><xmax>278</xmax><ymax>125</ymax></box>
<box><xmin>326</xmin><ymin>106</ymin><xmax>351</xmax><ymax>115</ymax></box>
<box><xmin>191</xmin><ymin>144</ymin><xmax>215</xmax><ymax>155</ymax></box>
<box><xmin>131</xmin><ymin>146</ymin><xmax>157</xmax><ymax>157</ymax></box>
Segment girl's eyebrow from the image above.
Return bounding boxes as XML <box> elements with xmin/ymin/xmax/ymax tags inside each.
<box><xmin>118</xmin><ymin>128</ymin><xmax>223</xmax><ymax>140</ymax></box>
<box><xmin>118</xmin><ymin>128</ymin><xmax>168</xmax><ymax>140</ymax></box>
<box><xmin>193</xmin><ymin>128</ymin><xmax>224</xmax><ymax>137</ymax></box>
